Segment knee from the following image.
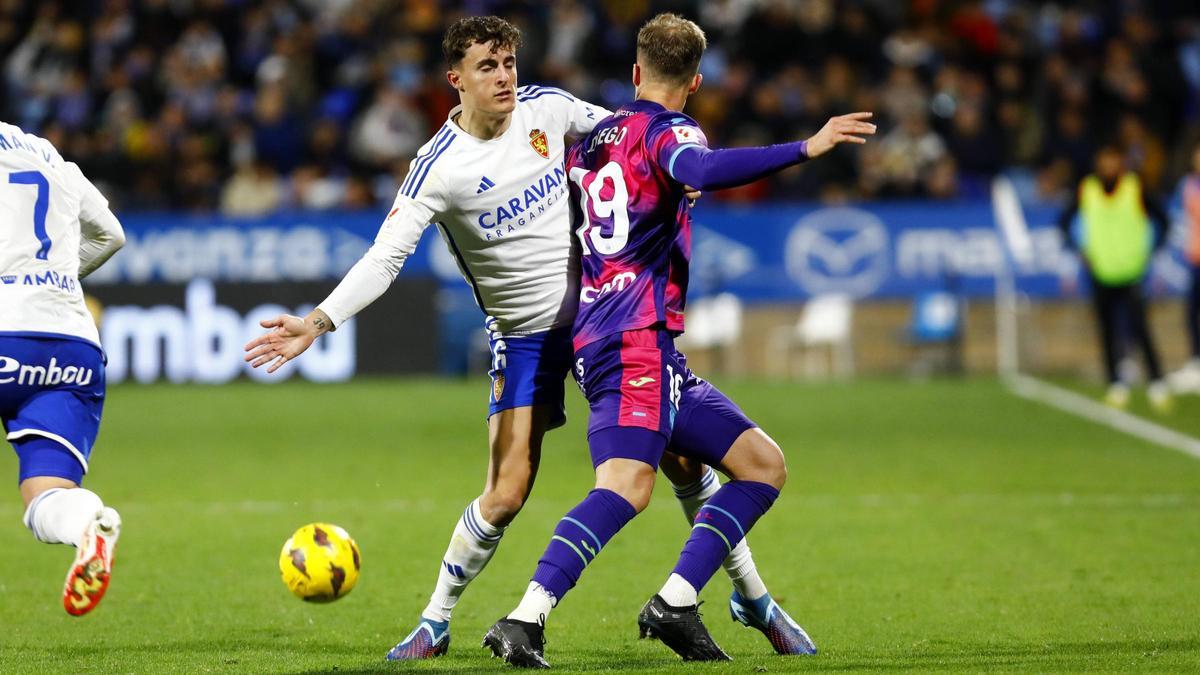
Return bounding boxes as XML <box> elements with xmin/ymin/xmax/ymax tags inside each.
<box><xmin>479</xmin><ymin>484</ymin><xmax>531</xmax><ymax>527</ymax></box>
<box><xmin>757</xmin><ymin>437</ymin><xmax>787</xmax><ymax>490</ymax></box>
<box><xmin>729</xmin><ymin>431</ymin><xmax>787</xmax><ymax>491</ymax></box>
<box><xmin>596</xmin><ymin>461</ymin><xmax>656</xmax><ymax>514</ymax></box>
<box><xmin>618</xmin><ymin>479</ymin><xmax>655</xmax><ymax>514</ymax></box>
<box><xmin>767</xmin><ymin>454</ymin><xmax>787</xmax><ymax>491</ymax></box>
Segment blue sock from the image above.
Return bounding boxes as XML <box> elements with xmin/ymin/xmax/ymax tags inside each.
<box><xmin>531</xmin><ymin>489</ymin><xmax>637</xmax><ymax>601</ymax></box>
<box><xmin>672</xmin><ymin>480</ymin><xmax>779</xmax><ymax>593</ymax></box>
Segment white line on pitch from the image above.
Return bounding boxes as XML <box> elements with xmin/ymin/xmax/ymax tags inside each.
<box><xmin>1006</xmin><ymin>374</ymin><xmax>1200</xmax><ymax>460</ymax></box>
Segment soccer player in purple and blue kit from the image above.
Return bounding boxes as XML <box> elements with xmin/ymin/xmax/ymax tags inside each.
<box><xmin>483</xmin><ymin>14</ymin><xmax>875</xmax><ymax>667</ymax></box>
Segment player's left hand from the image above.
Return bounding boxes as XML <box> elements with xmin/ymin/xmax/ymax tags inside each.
<box><xmin>684</xmin><ymin>185</ymin><xmax>701</xmax><ymax>208</ymax></box>
<box><xmin>805</xmin><ymin>112</ymin><xmax>876</xmax><ymax>159</ymax></box>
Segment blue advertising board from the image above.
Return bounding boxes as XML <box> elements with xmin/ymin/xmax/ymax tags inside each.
<box><xmin>690</xmin><ymin>201</ymin><xmax>1189</xmax><ymax>301</ymax></box>
<box><xmin>92</xmin><ymin>202</ymin><xmax>1191</xmax><ymax>302</ymax></box>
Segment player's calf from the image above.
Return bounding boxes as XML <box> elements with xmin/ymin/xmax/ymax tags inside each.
<box><xmin>478</xmin><ymin>484</ymin><xmax>531</xmax><ymax>527</ymax></box>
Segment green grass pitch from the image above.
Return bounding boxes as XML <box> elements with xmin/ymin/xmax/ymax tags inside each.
<box><xmin>2</xmin><ymin>377</ymin><xmax>1199</xmax><ymax>673</ymax></box>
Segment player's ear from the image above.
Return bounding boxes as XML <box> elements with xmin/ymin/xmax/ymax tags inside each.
<box><xmin>632</xmin><ymin>63</ymin><xmax>641</xmax><ymax>88</ymax></box>
<box><xmin>446</xmin><ymin>69</ymin><xmax>463</xmax><ymax>92</ymax></box>
<box><xmin>689</xmin><ymin>73</ymin><xmax>702</xmax><ymax>95</ymax></box>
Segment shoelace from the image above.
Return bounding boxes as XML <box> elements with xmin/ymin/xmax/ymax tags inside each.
<box><xmin>536</xmin><ymin>613</ymin><xmax>548</xmax><ymax>648</ymax></box>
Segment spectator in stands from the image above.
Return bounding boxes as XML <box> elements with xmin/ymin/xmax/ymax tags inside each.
<box><xmin>221</xmin><ymin>160</ymin><xmax>283</xmax><ymax>216</ymax></box>
<box><xmin>1058</xmin><ymin>144</ymin><xmax>1171</xmax><ymax>411</ymax></box>
<box><xmin>349</xmin><ymin>83</ymin><xmax>426</xmax><ymax>169</ymax></box>
<box><xmin>1</xmin><ymin>1</ymin><xmax>1198</xmax><ymax>211</ymax></box>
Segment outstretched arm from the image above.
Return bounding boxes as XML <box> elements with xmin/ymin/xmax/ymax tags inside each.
<box><xmin>244</xmin><ymin>191</ymin><xmax>436</xmax><ymax>373</ymax></box>
<box><xmin>664</xmin><ymin>112</ymin><xmax>875</xmax><ymax>192</ymax></box>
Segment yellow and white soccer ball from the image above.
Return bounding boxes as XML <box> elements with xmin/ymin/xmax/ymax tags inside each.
<box><xmin>279</xmin><ymin>523</ymin><xmax>361</xmax><ymax>602</ymax></box>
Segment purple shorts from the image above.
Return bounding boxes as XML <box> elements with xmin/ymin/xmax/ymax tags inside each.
<box><xmin>572</xmin><ymin>328</ymin><xmax>756</xmax><ymax>469</ymax></box>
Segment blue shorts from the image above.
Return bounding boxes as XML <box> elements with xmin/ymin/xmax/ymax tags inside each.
<box><xmin>0</xmin><ymin>335</ymin><xmax>106</xmax><ymax>484</ymax></box>
<box><xmin>572</xmin><ymin>328</ymin><xmax>756</xmax><ymax>469</ymax></box>
<box><xmin>487</xmin><ymin>322</ymin><xmax>573</xmax><ymax>430</ymax></box>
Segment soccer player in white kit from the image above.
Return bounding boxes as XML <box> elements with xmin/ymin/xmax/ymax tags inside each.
<box><xmin>245</xmin><ymin>16</ymin><xmax>795</xmax><ymax>660</ymax></box>
<box><xmin>0</xmin><ymin>121</ymin><xmax>125</xmax><ymax>616</ymax></box>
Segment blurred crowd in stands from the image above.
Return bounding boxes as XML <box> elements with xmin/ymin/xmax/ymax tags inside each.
<box><xmin>2</xmin><ymin>0</ymin><xmax>1199</xmax><ymax>214</ymax></box>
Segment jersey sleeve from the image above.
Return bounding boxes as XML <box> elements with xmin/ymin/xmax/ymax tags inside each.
<box><xmin>517</xmin><ymin>85</ymin><xmax>610</xmax><ymax>137</ymax></box>
<box><xmin>65</xmin><ymin>162</ymin><xmax>126</xmax><ymax>278</ymax></box>
<box><xmin>316</xmin><ymin>162</ymin><xmax>448</xmax><ymax>328</ymax></box>
<box><xmin>646</xmin><ymin>114</ymin><xmax>710</xmax><ymax>177</ymax></box>
<box><xmin>648</xmin><ymin>113</ymin><xmax>808</xmax><ymax>192</ymax></box>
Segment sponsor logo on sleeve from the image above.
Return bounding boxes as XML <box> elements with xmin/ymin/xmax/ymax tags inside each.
<box><xmin>671</xmin><ymin>126</ymin><xmax>698</xmax><ymax>144</ymax></box>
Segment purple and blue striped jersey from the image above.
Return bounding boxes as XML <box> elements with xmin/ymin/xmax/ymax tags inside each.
<box><xmin>567</xmin><ymin>100</ymin><xmax>706</xmax><ymax>349</ymax></box>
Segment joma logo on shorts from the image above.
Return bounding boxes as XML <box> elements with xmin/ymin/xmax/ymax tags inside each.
<box><xmin>0</xmin><ymin>356</ymin><xmax>95</xmax><ymax>386</ymax></box>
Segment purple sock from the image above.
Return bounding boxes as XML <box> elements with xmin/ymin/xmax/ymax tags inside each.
<box><xmin>672</xmin><ymin>480</ymin><xmax>779</xmax><ymax>593</ymax></box>
<box><xmin>531</xmin><ymin>488</ymin><xmax>638</xmax><ymax>602</ymax></box>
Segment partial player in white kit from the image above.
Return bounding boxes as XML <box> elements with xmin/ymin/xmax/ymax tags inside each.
<box><xmin>244</xmin><ymin>16</ymin><xmax>793</xmax><ymax>660</ymax></box>
<box><xmin>0</xmin><ymin>121</ymin><xmax>125</xmax><ymax>616</ymax></box>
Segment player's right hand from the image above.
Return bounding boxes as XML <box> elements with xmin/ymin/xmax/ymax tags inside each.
<box><xmin>244</xmin><ymin>314</ymin><xmax>318</xmax><ymax>373</ymax></box>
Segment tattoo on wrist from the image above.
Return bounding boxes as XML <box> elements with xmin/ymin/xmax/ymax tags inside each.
<box><xmin>313</xmin><ymin>316</ymin><xmax>328</xmax><ymax>331</ymax></box>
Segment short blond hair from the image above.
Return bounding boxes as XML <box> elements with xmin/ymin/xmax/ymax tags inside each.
<box><xmin>636</xmin><ymin>13</ymin><xmax>706</xmax><ymax>84</ymax></box>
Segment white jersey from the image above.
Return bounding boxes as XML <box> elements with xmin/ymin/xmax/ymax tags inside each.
<box><xmin>318</xmin><ymin>85</ymin><xmax>608</xmax><ymax>336</ymax></box>
<box><xmin>0</xmin><ymin>122</ymin><xmax>125</xmax><ymax>346</ymax></box>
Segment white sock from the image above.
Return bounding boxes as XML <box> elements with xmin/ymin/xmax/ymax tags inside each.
<box><xmin>658</xmin><ymin>573</ymin><xmax>698</xmax><ymax>607</ymax></box>
<box><xmin>23</xmin><ymin>487</ymin><xmax>103</xmax><ymax>547</ymax></box>
<box><xmin>672</xmin><ymin>467</ymin><xmax>769</xmax><ymax>601</ymax></box>
<box><xmin>421</xmin><ymin>498</ymin><xmax>505</xmax><ymax>622</ymax></box>
<box><xmin>508</xmin><ymin>581</ymin><xmax>556</xmax><ymax>623</ymax></box>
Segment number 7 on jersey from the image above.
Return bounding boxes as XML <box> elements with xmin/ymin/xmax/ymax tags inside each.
<box><xmin>8</xmin><ymin>170</ymin><xmax>52</xmax><ymax>260</ymax></box>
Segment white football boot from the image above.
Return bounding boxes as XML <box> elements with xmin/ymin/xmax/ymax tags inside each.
<box><xmin>63</xmin><ymin>507</ymin><xmax>121</xmax><ymax>616</ymax></box>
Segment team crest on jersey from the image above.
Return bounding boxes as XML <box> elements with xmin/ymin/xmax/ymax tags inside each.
<box><xmin>529</xmin><ymin>129</ymin><xmax>549</xmax><ymax>158</ymax></box>
<box><xmin>492</xmin><ymin>373</ymin><xmax>506</xmax><ymax>401</ymax></box>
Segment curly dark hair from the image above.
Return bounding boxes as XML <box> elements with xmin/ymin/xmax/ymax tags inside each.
<box><xmin>442</xmin><ymin>16</ymin><xmax>523</xmax><ymax>67</ymax></box>
<box><xmin>637</xmin><ymin>13</ymin><xmax>707</xmax><ymax>84</ymax></box>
